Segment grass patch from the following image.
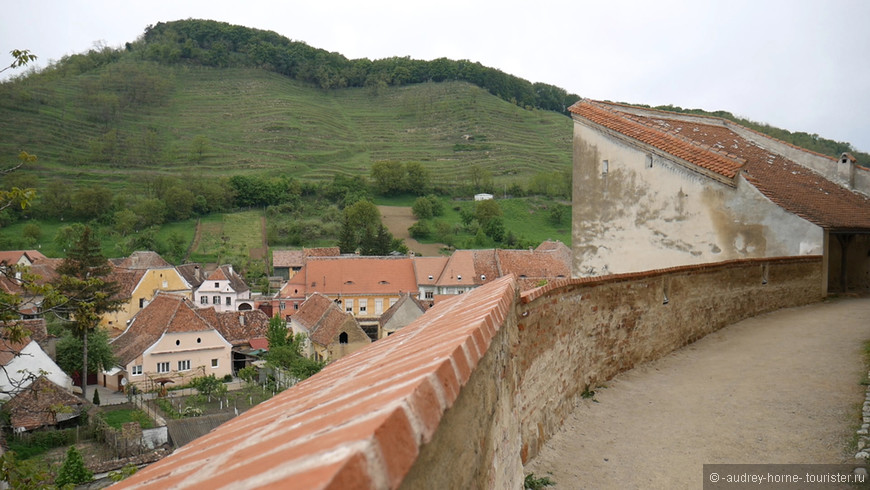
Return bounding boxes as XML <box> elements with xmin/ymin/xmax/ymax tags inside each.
<box><xmin>101</xmin><ymin>407</ymin><xmax>154</xmax><ymax>430</ymax></box>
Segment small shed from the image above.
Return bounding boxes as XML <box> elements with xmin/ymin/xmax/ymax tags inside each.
<box><xmin>474</xmin><ymin>193</ymin><xmax>494</xmax><ymax>201</ymax></box>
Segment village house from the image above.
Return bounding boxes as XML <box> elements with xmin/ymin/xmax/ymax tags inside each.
<box><xmin>287</xmin><ymin>293</ymin><xmax>370</xmax><ymax>362</ymax></box>
<box><xmin>413</xmin><ymin>241</ymin><xmax>572</xmax><ymax>305</ymax></box>
<box><xmin>276</xmin><ymin>255</ymin><xmax>418</xmax><ymax>339</ymax></box>
<box><xmin>101</xmin><ymin>251</ymin><xmax>195</xmax><ymax>335</ymax></box>
<box><xmin>272</xmin><ymin>246</ymin><xmax>341</xmax><ymax>283</ymax></box>
<box><xmin>105</xmin><ymin>293</ymin><xmax>234</xmax><ymax>392</ymax></box>
<box><xmin>198</xmin><ymin>308</ymin><xmax>270</xmax><ymax>373</ymax></box>
<box><xmin>0</xmin><ymin>331</ymin><xmax>72</xmax><ymax>400</ymax></box>
<box><xmin>568</xmin><ymin>100</ymin><xmax>870</xmax><ymax>291</ymax></box>
<box><xmin>2</xmin><ymin>376</ymin><xmax>84</xmax><ymax>432</ymax></box>
<box><xmin>193</xmin><ymin>264</ymin><xmax>253</xmax><ymax>313</ymax></box>
<box><xmin>377</xmin><ymin>293</ymin><xmax>427</xmax><ymax>339</ymax></box>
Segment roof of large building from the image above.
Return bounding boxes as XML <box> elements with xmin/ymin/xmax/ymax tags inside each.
<box><xmin>301</xmin><ymin>256</ymin><xmax>418</xmax><ymax>296</ymax></box>
<box><xmin>569</xmin><ymin>100</ymin><xmax>870</xmax><ymax>231</ymax></box>
<box><xmin>111</xmin><ymin>293</ymin><xmax>219</xmax><ymax>366</ymax></box>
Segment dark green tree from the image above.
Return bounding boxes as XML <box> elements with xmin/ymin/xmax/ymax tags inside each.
<box><xmin>53</xmin><ymin>227</ymin><xmax>123</xmax><ymax>400</ymax></box>
<box><xmin>56</xmin><ymin>328</ymin><xmax>115</xmax><ymax>379</ymax></box>
<box><xmin>266</xmin><ymin>314</ymin><xmax>289</xmax><ymax>348</ymax></box>
<box><xmin>54</xmin><ymin>446</ymin><xmax>93</xmax><ymax>487</ymax></box>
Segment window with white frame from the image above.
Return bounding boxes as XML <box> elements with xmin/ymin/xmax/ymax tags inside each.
<box><xmin>425</xmin><ymin>291</ymin><xmax>434</xmax><ymax>299</ymax></box>
<box><xmin>131</xmin><ymin>365</ymin><xmax>143</xmax><ymax>376</ymax></box>
<box><xmin>225</xmin><ymin>297</ymin><xmax>231</xmax><ymax>306</ymax></box>
<box><xmin>359</xmin><ymin>299</ymin><xmax>367</xmax><ymax>313</ymax></box>
<box><xmin>211</xmin><ymin>358</ymin><xmax>219</xmax><ymax>368</ymax></box>
<box><xmin>178</xmin><ymin>360</ymin><xmax>191</xmax><ymax>371</ymax></box>
<box><xmin>157</xmin><ymin>362</ymin><xmax>170</xmax><ymax>373</ymax></box>
<box><xmin>213</xmin><ymin>295</ymin><xmax>220</xmax><ymax>305</ymax></box>
<box><xmin>345</xmin><ymin>298</ymin><xmax>354</xmax><ymax>313</ymax></box>
<box><xmin>201</xmin><ymin>296</ymin><xmax>208</xmax><ymax>304</ymax></box>
<box><xmin>375</xmin><ymin>299</ymin><xmax>383</xmax><ymax>315</ymax></box>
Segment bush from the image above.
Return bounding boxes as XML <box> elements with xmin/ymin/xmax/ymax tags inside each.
<box><xmin>93</xmin><ymin>389</ymin><xmax>101</xmax><ymax>405</ymax></box>
<box><xmin>223</xmin><ymin>374</ymin><xmax>234</xmax><ymax>382</ymax></box>
<box><xmin>408</xmin><ymin>221</ymin><xmax>431</xmax><ymax>239</ymax></box>
<box><xmin>55</xmin><ymin>446</ymin><xmax>93</xmax><ymax>487</ymax></box>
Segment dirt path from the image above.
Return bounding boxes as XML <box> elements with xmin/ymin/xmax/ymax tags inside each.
<box><xmin>377</xmin><ymin>205</ymin><xmax>446</xmax><ymax>256</ymax></box>
<box><xmin>525</xmin><ymin>297</ymin><xmax>870</xmax><ymax>489</ymax></box>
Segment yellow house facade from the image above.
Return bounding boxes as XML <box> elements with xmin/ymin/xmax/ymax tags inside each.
<box><xmin>102</xmin><ymin>266</ymin><xmax>193</xmax><ymax>335</ymax></box>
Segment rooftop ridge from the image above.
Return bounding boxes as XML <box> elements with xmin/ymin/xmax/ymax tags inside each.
<box><xmin>569</xmin><ymin>100</ymin><xmax>744</xmax><ymax>180</ymax></box>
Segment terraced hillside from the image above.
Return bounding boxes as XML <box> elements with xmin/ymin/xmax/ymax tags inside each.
<box><xmin>0</xmin><ymin>65</ymin><xmax>572</xmax><ymax>192</ymax></box>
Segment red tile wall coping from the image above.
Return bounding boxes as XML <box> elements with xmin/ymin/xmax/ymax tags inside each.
<box><xmin>113</xmin><ymin>275</ymin><xmax>517</xmax><ymax>490</ymax></box>
<box><xmin>581</xmin><ymin>100</ymin><xmax>838</xmax><ymax>163</ymax></box>
<box><xmin>520</xmin><ymin>256</ymin><xmax>823</xmax><ymax>304</ymax></box>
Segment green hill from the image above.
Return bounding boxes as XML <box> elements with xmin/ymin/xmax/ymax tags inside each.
<box><xmin>0</xmin><ymin>64</ymin><xmax>572</xmax><ymax>192</ymax></box>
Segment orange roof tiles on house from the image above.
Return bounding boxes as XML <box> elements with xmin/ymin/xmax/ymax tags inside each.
<box><xmin>569</xmin><ymin>100</ymin><xmax>870</xmax><ymax>231</ymax></box>
<box><xmin>112</xmin><ymin>275</ymin><xmax>517</xmax><ymax>489</ymax></box>
<box><xmin>291</xmin><ymin>293</ymin><xmax>336</xmax><ymax>332</ymax></box>
<box><xmin>111</xmin><ymin>294</ymin><xmax>219</xmax><ymax>366</ymax></box>
<box><xmin>309</xmin><ymin>304</ymin><xmax>358</xmax><ymax>348</ymax></box>
<box><xmin>302</xmin><ymin>256</ymin><xmax>418</xmax><ymax>296</ymax></box>
<box><xmin>413</xmin><ymin>256</ymin><xmax>449</xmax><ymax>285</ymax></box>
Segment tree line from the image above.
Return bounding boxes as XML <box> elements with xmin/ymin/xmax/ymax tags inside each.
<box><xmin>133</xmin><ymin>19</ymin><xmax>581</xmax><ymax>114</ymax></box>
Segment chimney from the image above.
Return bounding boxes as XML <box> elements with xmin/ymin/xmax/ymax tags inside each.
<box><xmin>240</xmin><ymin>314</ymin><xmax>246</xmax><ymax>326</ymax></box>
<box><xmin>194</xmin><ymin>265</ymin><xmax>201</xmax><ymax>282</ymax></box>
<box><xmin>839</xmin><ymin>152</ymin><xmax>856</xmax><ymax>188</ymax></box>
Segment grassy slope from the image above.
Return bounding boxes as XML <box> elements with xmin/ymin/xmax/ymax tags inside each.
<box><xmin>0</xmin><ymin>66</ymin><xmax>572</xmax><ymax>191</ymax></box>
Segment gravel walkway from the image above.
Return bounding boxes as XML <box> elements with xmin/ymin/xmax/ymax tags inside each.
<box><xmin>524</xmin><ymin>296</ymin><xmax>870</xmax><ymax>489</ymax></box>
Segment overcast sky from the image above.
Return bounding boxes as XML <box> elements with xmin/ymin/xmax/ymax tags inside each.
<box><xmin>3</xmin><ymin>0</ymin><xmax>869</xmax><ymax>151</ymax></box>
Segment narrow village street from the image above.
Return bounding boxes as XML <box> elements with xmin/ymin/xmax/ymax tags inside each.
<box><xmin>525</xmin><ymin>296</ymin><xmax>870</xmax><ymax>489</ymax></box>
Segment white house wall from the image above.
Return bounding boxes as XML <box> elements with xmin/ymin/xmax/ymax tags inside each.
<box><xmin>572</xmin><ymin>121</ymin><xmax>823</xmax><ymax>276</ymax></box>
<box><xmin>0</xmin><ymin>341</ymin><xmax>72</xmax><ymax>400</ymax></box>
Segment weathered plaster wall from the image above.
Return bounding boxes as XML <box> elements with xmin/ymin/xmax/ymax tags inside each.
<box><xmin>572</xmin><ymin>120</ymin><xmax>823</xmax><ymax>276</ymax></box>
<box><xmin>515</xmin><ymin>256</ymin><xmax>823</xmax><ymax>463</ymax></box>
<box><xmin>324</xmin><ymin>321</ymin><xmax>371</xmax><ymax>361</ymax></box>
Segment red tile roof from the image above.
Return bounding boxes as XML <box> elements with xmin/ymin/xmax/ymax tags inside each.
<box><xmin>204</xmin><ymin>310</ymin><xmax>270</xmax><ymax>347</ymax></box>
<box><xmin>111</xmin><ymin>294</ymin><xmax>220</xmax><ymax>366</ymax></box>
<box><xmin>112</xmin><ymin>275</ymin><xmax>517</xmax><ymax>489</ymax></box>
<box><xmin>3</xmin><ymin>376</ymin><xmax>83</xmax><ymax>431</ymax></box>
<box><xmin>569</xmin><ymin>100</ymin><xmax>870</xmax><ymax>231</ymax></box>
<box><xmin>301</xmin><ymin>257</ymin><xmax>419</xmax><ymax>296</ymax></box>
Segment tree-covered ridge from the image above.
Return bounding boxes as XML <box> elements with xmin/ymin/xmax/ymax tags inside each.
<box><xmin>136</xmin><ymin>19</ymin><xmax>581</xmax><ymax>114</ymax></box>
<box><xmin>640</xmin><ymin>104</ymin><xmax>870</xmax><ymax>166</ymax></box>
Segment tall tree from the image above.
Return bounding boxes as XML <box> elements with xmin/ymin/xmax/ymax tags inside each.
<box><xmin>53</xmin><ymin>227</ymin><xmax>123</xmax><ymax>400</ymax></box>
